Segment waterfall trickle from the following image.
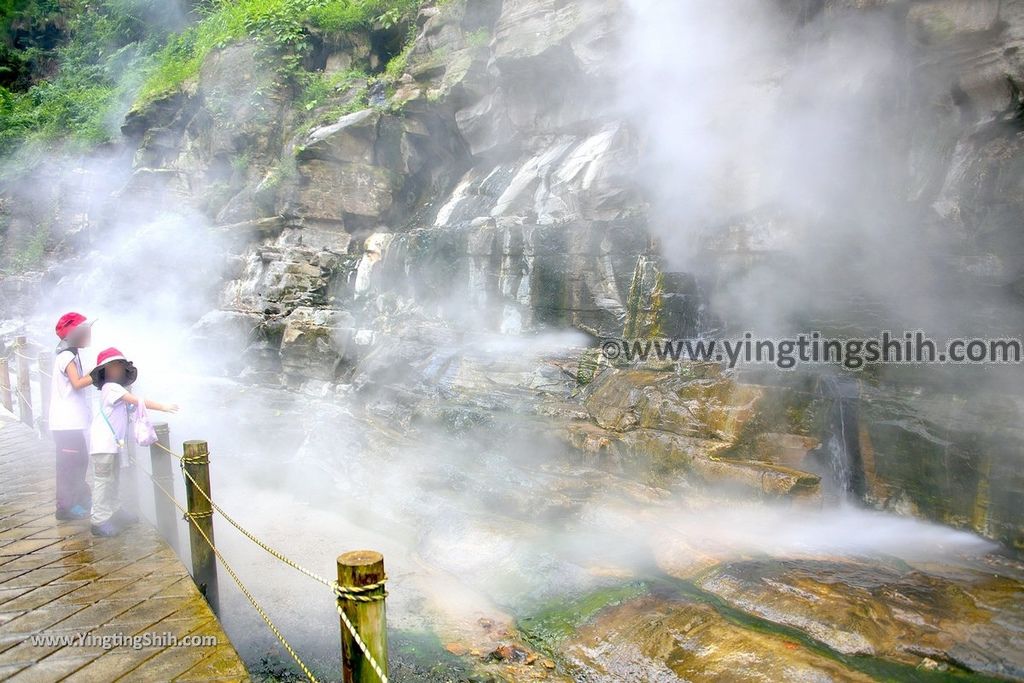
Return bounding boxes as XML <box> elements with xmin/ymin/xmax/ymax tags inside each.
<box><xmin>813</xmin><ymin>375</ymin><xmax>865</xmax><ymax>501</ymax></box>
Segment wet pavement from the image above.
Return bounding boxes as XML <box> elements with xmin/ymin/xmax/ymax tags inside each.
<box><xmin>0</xmin><ymin>407</ymin><xmax>250</xmax><ymax>682</ymax></box>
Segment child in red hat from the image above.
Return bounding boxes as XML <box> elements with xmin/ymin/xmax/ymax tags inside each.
<box><xmin>49</xmin><ymin>312</ymin><xmax>96</xmax><ymax>520</ymax></box>
<box><xmin>88</xmin><ymin>347</ymin><xmax>178</xmax><ymax>537</ymax></box>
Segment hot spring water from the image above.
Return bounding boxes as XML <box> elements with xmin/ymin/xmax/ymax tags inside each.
<box><xmin>133</xmin><ymin>371</ymin><xmax>995</xmax><ymax>680</ymax></box>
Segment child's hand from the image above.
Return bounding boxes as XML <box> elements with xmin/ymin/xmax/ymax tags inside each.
<box><xmin>162</xmin><ymin>403</ymin><xmax>180</xmax><ymax>414</ymax></box>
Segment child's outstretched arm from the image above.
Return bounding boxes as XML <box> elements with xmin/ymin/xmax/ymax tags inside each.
<box><xmin>64</xmin><ymin>361</ymin><xmax>94</xmax><ymax>390</ymax></box>
<box><xmin>122</xmin><ymin>392</ymin><xmax>179</xmax><ymax>414</ymax></box>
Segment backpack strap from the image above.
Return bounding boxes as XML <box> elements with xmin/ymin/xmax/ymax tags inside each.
<box><xmin>100</xmin><ymin>401</ymin><xmax>127</xmax><ymax>449</ymax></box>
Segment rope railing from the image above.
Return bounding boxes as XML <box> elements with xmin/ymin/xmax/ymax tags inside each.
<box><xmin>1</xmin><ymin>357</ymin><xmax>51</xmax><ymax>378</ymax></box>
<box><xmin>336</xmin><ymin>593</ymin><xmax>389</xmax><ymax>683</ymax></box>
<box><xmin>12</xmin><ymin>348</ymin><xmax>50</xmax><ymax>377</ymax></box>
<box><xmin>2</xmin><ymin>348</ymin><xmax>40</xmax><ymax>432</ymax></box>
<box><xmin>11</xmin><ymin>386</ymin><xmax>32</xmax><ymax>409</ymax></box>
<box><xmin>153</xmin><ymin>441</ymin><xmax>336</xmax><ymax>587</ymax></box>
<box><xmin>151</xmin><ymin>440</ymin><xmax>390</xmax><ymax>683</ymax></box>
<box><xmin>138</xmin><ymin>463</ymin><xmax>321</xmax><ymax>683</ymax></box>
<box><xmin>2</xmin><ymin>360</ymin><xmax>49</xmax><ymax>376</ymax></box>
<box><xmin>1</xmin><ymin>336</ymin><xmax>48</xmax><ymax>431</ymax></box>
<box><xmin>1</xmin><ymin>341</ymin><xmax>391</xmax><ymax>683</ymax></box>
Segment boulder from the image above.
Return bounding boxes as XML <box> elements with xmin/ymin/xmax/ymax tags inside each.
<box><xmin>582</xmin><ymin>366</ymin><xmax>760</xmax><ymax>441</ymax></box>
<box><xmin>302</xmin><ymin>110</ymin><xmax>380</xmax><ymax>165</ymax></box>
<box><xmin>279</xmin><ymin>307</ymin><xmax>355</xmax><ymax>382</ymax></box>
<box><xmin>290</xmin><ymin>108</ymin><xmax>466</xmax><ymax>224</ymax></box>
<box><xmin>752</xmin><ymin>432</ymin><xmax>821</xmax><ymax>469</ymax></box>
<box><xmin>221</xmin><ymin>240</ymin><xmax>339</xmax><ymax>315</ymax></box>
<box><xmin>559</xmin><ymin>594</ymin><xmax>876</xmax><ymax>681</ymax></box>
<box><xmin>292</xmin><ymin>159</ymin><xmax>399</xmax><ymax>219</ymax></box>
<box><xmin>696</xmin><ymin>558</ymin><xmax>1024</xmax><ymax>678</ymax></box>
<box><xmin>490</xmin><ymin>0</ymin><xmax>616</xmax><ymax>75</ymax></box>
<box><xmin>860</xmin><ymin>382</ymin><xmax>1024</xmax><ymax>548</ymax></box>
<box><xmin>931</xmin><ymin>125</ymin><xmax>1024</xmax><ymax>290</ymax></box>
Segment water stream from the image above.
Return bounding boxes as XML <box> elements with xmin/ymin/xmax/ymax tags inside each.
<box><xmin>813</xmin><ymin>375</ymin><xmax>865</xmax><ymax>501</ymax></box>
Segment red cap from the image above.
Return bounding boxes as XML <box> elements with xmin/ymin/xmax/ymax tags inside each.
<box><xmin>55</xmin><ymin>312</ymin><xmax>90</xmax><ymax>340</ymax></box>
<box><xmin>95</xmin><ymin>348</ymin><xmax>127</xmax><ymax>367</ymax></box>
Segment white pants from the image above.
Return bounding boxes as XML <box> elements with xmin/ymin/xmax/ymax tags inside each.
<box><xmin>91</xmin><ymin>453</ymin><xmax>121</xmax><ymax>525</ymax></box>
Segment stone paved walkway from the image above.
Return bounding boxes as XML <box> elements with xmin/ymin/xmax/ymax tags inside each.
<box><xmin>0</xmin><ymin>408</ymin><xmax>250</xmax><ymax>682</ymax></box>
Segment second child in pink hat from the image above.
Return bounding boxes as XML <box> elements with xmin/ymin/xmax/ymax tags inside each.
<box><xmin>88</xmin><ymin>347</ymin><xmax>178</xmax><ymax>538</ymax></box>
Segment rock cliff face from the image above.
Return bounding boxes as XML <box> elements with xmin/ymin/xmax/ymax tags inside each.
<box><xmin>4</xmin><ymin>0</ymin><xmax>1024</xmax><ymax>546</ymax></box>
<box><xmin>124</xmin><ymin>0</ymin><xmax>643</xmax><ymax>350</ymax></box>
<box><xmin>120</xmin><ymin>0</ymin><xmax>1024</xmax><ymax>340</ymax></box>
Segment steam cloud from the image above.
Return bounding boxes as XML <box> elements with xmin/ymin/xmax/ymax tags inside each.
<box><xmin>1</xmin><ymin>0</ymin><xmax>1015</xmax><ymax>675</ymax></box>
<box><xmin>619</xmin><ymin>0</ymin><xmax>1014</xmax><ymax>337</ymax></box>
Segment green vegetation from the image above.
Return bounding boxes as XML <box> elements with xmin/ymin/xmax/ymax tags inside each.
<box><xmin>0</xmin><ymin>0</ymin><xmax>433</xmax><ymax>162</ymax></box>
<box><xmin>260</xmin><ymin>150</ymin><xmax>298</xmax><ymax>192</ymax></box>
<box><xmin>137</xmin><ymin>0</ymin><xmax>425</xmax><ymax>106</ymax></box>
<box><xmin>466</xmin><ymin>28</ymin><xmax>490</xmax><ymax>47</ymax></box>
<box><xmin>0</xmin><ymin>0</ymin><xmax>180</xmax><ymax>158</ymax></box>
<box><xmin>297</xmin><ymin>67</ymin><xmax>366</xmax><ymax>112</ymax></box>
<box><xmin>0</xmin><ymin>0</ymin><xmax>63</xmax><ymax>91</ymax></box>
<box><xmin>308</xmin><ymin>0</ymin><xmax>420</xmax><ymax>32</ymax></box>
<box><xmin>294</xmin><ymin>79</ymin><xmax>370</xmax><ymax>135</ymax></box>
<box><xmin>7</xmin><ymin>224</ymin><xmax>46</xmax><ymax>271</ymax></box>
<box><xmin>519</xmin><ymin>582</ymin><xmax>650</xmax><ymax>648</ymax></box>
<box><xmin>388</xmin><ymin>629</ymin><xmax>470</xmax><ymax>679</ymax></box>
<box><xmin>0</xmin><ymin>211</ymin><xmax>49</xmax><ymax>274</ymax></box>
<box><xmin>382</xmin><ymin>43</ymin><xmax>409</xmax><ymax>82</ymax></box>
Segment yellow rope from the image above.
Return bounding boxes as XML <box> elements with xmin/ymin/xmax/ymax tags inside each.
<box><xmin>11</xmin><ymin>329</ymin><xmax>388</xmax><ymax>683</ymax></box>
<box><xmin>3</xmin><ymin>351</ymin><xmax>50</xmax><ymax>378</ymax></box>
<box><xmin>11</xmin><ymin>386</ymin><xmax>32</xmax><ymax>410</ymax></box>
<box><xmin>334</xmin><ymin>581</ymin><xmax>391</xmax><ymax>681</ymax></box>
<box><xmin>337</xmin><ymin>603</ymin><xmax>389</xmax><ymax>683</ymax></box>
<box><xmin>152</xmin><ymin>441</ymin><xmax>390</xmax><ymax>682</ymax></box>
<box><xmin>153</xmin><ymin>441</ymin><xmax>337</xmax><ymax>587</ymax></box>
<box><xmin>335</xmin><ymin>579</ymin><xmax>388</xmax><ymax>603</ymax></box>
<box><xmin>154</xmin><ymin>442</ymin><xmax>174</xmax><ymax>456</ymax></box>
<box><xmin>139</xmin><ymin>464</ymin><xmax>321</xmax><ymax>683</ymax></box>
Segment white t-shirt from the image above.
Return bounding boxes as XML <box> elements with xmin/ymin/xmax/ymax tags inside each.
<box><xmin>48</xmin><ymin>350</ymin><xmax>92</xmax><ymax>432</ymax></box>
<box><xmin>89</xmin><ymin>383</ymin><xmax>131</xmax><ymax>455</ymax></box>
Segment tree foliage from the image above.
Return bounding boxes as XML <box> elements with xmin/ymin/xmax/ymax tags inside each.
<box><xmin>0</xmin><ymin>0</ymin><xmax>428</xmax><ymax>160</ymax></box>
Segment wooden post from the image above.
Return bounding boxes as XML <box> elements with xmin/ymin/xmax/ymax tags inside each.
<box><xmin>0</xmin><ymin>358</ymin><xmax>11</xmax><ymax>412</ymax></box>
<box><xmin>14</xmin><ymin>336</ymin><xmax>32</xmax><ymax>428</ymax></box>
<box><xmin>122</xmin><ymin>438</ymin><xmax>139</xmax><ymax>517</ymax></box>
<box><xmin>150</xmin><ymin>423</ymin><xmax>178</xmax><ymax>552</ymax></box>
<box><xmin>38</xmin><ymin>351</ymin><xmax>52</xmax><ymax>435</ymax></box>
<box><xmin>337</xmin><ymin>550</ymin><xmax>388</xmax><ymax>683</ymax></box>
<box><xmin>182</xmin><ymin>440</ymin><xmax>219</xmax><ymax>612</ymax></box>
